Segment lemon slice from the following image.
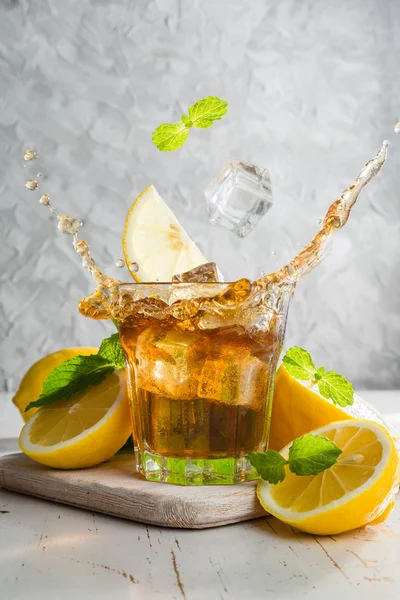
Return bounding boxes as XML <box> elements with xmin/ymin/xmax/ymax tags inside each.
<box><xmin>12</xmin><ymin>347</ymin><xmax>98</xmax><ymax>422</ymax></box>
<box><xmin>269</xmin><ymin>365</ymin><xmax>394</xmax><ymax>451</ymax></box>
<box><xmin>122</xmin><ymin>185</ymin><xmax>207</xmax><ymax>281</ymax></box>
<box><xmin>258</xmin><ymin>419</ymin><xmax>400</xmax><ymax>535</ymax></box>
<box><xmin>19</xmin><ymin>370</ymin><xmax>131</xmax><ymax>469</ymax></box>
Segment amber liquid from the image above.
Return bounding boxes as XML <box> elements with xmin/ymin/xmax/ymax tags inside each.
<box><xmin>133</xmin><ymin>394</ymin><xmax>268</xmax><ymax>459</ymax></box>
<box><xmin>120</xmin><ymin>321</ymin><xmax>276</xmax><ymax>460</ymax></box>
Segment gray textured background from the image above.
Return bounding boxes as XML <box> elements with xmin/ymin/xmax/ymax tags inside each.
<box><xmin>0</xmin><ymin>0</ymin><xmax>399</xmax><ymax>395</ymax></box>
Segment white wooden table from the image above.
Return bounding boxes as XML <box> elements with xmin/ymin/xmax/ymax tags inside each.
<box><xmin>1</xmin><ymin>392</ymin><xmax>400</xmax><ymax>599</ymax></box>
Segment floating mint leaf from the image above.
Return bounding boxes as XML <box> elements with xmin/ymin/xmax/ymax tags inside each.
<box><xmin>99</xmin><ymin>333</ymin><xmax>125</xmax><ymax>368</ymax></box>
<box><xmin>25</xmin><ymin>355</ymin><xmax>115</xmax><ymax>411</ymax></box>
<box><xmin>314</xmin><ymin>366</ymin><xmax>326</xmax><ymax>381</ymax></box>
<box><xmin>247</xmin><ymin>450</ymin><xmax>287</xmax><ymax>484</ymax></box>
<box><xmin>288</xmin><ymin>434</ymin><xmax>342</xmax><ymax>476</ymax></box>
<box><xmin>318</xmin><ymin>371</ymin><xmax>354</xmax><ymax>407</ymax></box>
<box><xmin>282</xmin><ymin>346</ymin><xmax>317</xmax><ymax>381</ymax></box>
<box><xmin>181</xmin><ymin>114</ymin><xmax>192</xmax><ymax>127</ymax></box>
<box><xmin>152</xmin><ymin>122</ymin><xmax>189</xmax><ymax>152</ymax></box>
<box><xmin>187</xmin><ymin>96</ymin><xmax>228</xmax><ymax>129</ymax></box>
<box><xmin>152</xmin><ymin>96</ymin><xmax>228</xmax><ymax>151</ymax></box>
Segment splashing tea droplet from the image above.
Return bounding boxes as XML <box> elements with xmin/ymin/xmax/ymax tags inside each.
<box><xmin>394</xmin><ymin>122</ymin><xmax>400</xmax><ymax>135</ymax></box>
<box><xmin>130</xmin><ymin>262</ymin><xmax>139</xmax><ymax>273</ymax></box>
<box><xmin>24</xmin><ymin>150</ymin><xmax>38</xmax><ymax>161</ymax></box>
<box><xmin>40</xmin><ymin>193</ymin><xmax>50</xmax><ymax>205</ymax></box>
<box><xmin>57</xmin><ymin>215</ymin><xmax>82</xmax><ymax>235</ymax></box>
<box><xmin>37</xmin><ymin>172</ymin><xmax>43</xmax><ymax>178</ymax></box>
<box><xmin>115</xmin><ymin>259</ymin><xmax>125</xmax><ymax>268</ymax></box>
<box><xmin>25</xmin><ymin>180</ymin><xmax>38</xmax><ymax>191</ymax></box>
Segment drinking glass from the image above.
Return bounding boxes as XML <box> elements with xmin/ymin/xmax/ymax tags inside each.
<box><xmin>116</xmin><ymin>280</ymin><xmax>293</xmax><ymax>485</ymax></box>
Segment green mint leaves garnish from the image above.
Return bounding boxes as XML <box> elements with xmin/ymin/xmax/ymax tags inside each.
<box><xmin>316</xmin><ymin>371</ymin><xmax>354</xmax><ymax>407</ymax></box>
<box><xmin>288</xmin><ymin>435</ymin><xmax>342</xmax><ymax>476</ymax></box>
<box><xmin>98</xmin><ymin>333</ymin><xmax>125</xmax><ymax>368</ymax></box>
<box><xmin>282</xmin><ymin>346</ymin><xmax>316</xmax><ymax>381</ymax></box>
<box><xmin>247</xmin><ymin>434</ymin><xmax>342</xmax><ymax>484</ymax></box>
<box><xmin>152</xmin><ymin>96</ymin><xmax>228</xmax><ymax>152</ymax></box>
<box><xmin>247</xmin><ymin>450</ymin><xmax>288</xmax><ymax>484</ymax></box>
<box><xmin>25</xmin><ymin>333</ymin><xmax>125</xmax><ymax>412</ymax></box>
<box><xmin>282</xmin><ymin>346</ymin><xmax>354</xmax><ymax>407</ymax></box>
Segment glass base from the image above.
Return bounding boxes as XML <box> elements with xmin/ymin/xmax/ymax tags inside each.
<box><xmin>135</xmin><ymin>449</ymin><xmax>259</xmax><ymax>485</ymax></box>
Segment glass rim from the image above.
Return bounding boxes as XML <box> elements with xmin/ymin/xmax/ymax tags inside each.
<box><xmin>117</xmin><ymin>281</ymin><xmax>237</xmax><ymax>288</ymax></box>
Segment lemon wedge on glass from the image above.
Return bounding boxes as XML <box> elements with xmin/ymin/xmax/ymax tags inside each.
<box><xmin>122</xmin><ymin>185</ymin><xmax>207</xmax><ymax>281</ymax></box>
<box><xmin>19</xmin><ymin>370</ymin><xmax>130</xmax><ymax>469</ymax></box>
<box><xmin>258</xmin><ymin>419</ymin><xmax>400</xmax><ymax>535</ymax></box>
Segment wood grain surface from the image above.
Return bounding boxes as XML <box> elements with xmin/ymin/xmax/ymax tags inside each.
<box><xmin>0</xmin><ymin>452</ymin><xmax>267</xmax><ymax>529</ymax></box>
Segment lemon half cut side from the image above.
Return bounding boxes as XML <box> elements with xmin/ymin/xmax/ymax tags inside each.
<box><xmin>258</xmin><ymin>419</ymin><xmax>400</xmax><ymax>535</ymax></box>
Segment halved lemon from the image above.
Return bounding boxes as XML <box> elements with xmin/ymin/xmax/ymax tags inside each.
<box><xmin>122</xmin><ymin>185</ymin><xmax>207</xmax><ymax>281</ymax></box>
<box><xmin>12</xmin><ymin>347</ymin><xmax>98</xmax><ymax>422</ymax></box>
<box><xmin>269</xmin><ymin>365</ymin><xmax>394</xmax><ymax>451</ymax></box>
<box><xmin>258</xmin><ymin>419</ymin><xmax>400</xmax><ymax>535</ymax></box>
<box><xmin>19</xmin><ymin>370</ymin><xmax>131</xmax><ymax>469</ymax></box>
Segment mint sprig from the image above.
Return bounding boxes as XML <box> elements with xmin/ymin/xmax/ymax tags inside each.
<box><xmin>98</xmin><ymin>333</ymin><xmax>125</xmax><ymax>368</ymax></box>
<box><xmin>282</xmin><ymin>346</ymin><xmax>354</xmax><ymax>407</ymax></box>
<box><xmin>152</xmin><ymin>96</ymin><xmax>228</xmax><ymax>152</ymax></box>
<box><xmin>25</xmin><ymin>333</ymin><xmax>126</xmax><ymax>412</ymax></box>
<box><xmin>151</xmin><ymin>123</ymin><xmax>189</xmax><ymax>152</ymax></box>
<box><xmin>247</xmin><ymin>434</ymin><xmax>342</xmax><ymax>484</ymax></box>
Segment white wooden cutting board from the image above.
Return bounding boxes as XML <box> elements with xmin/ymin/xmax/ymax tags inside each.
<box><xmin>0</xmin><ymin>452</ymin><xmax>267</xmax><ymax>529</ymax></box>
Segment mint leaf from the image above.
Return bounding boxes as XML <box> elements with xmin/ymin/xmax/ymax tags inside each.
<box><xmin>247</xmin><ymin>450</ymin><xmax>287</xmax><ymax>484</ymax></box>
<box><xmin>181</xmin><ymin>114</ymin><xmax>192</xmax><ymax>127</ymax></box>
<box><xmin>25</xmin><ymin>355</ymin><xmax>115</xmax><ymax>411</ymax></box>
<box><xmin>152</xmin><ymin>96</ymin><xmax>228</xmax><ymax>151</ymax></box>
<box><xmin>99</xmin><ymin>333</ymin><xmax>125</xmax><ymax>368</ymax></box>
<box><xmin>152</xmin><ymin>122</ymin><xmax>189</xmax><ymax>152</ymax></box>
<box><xmin>282</xmin><ymin>346</ymin><xmax>316</xmax><ymax>381</ymax></box>
<box><xmin>318</xmin><ymin>371</ymin><xmax>354</xmax><ymax>407</ymax></box>
<box><xmin>111</xmin><ymin>318</ymin><xmax>119</xmax><ymax>331</ymax></box>
<box><xmin>187</xmin><ymin>96</ymin><xmax>228</xmax><ymax>129</ymax></box>
<box><xmin>314</xmin><ymin>366</ymin><xmax>326</xmax><ymax>381</ymax></box>
<box><xmin>288</xmin><ymin>434</ymin><xmax>342</xmax><ymax>476</ymax></box>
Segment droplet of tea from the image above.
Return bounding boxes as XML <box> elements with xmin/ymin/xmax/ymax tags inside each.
<box><xmin>24</xmin><ymin>149</ymin><xmax>38</xmax><ymax>161</ymax></box>
<box><xmin>25</xmin><ymin>180</ymin><xmax>38</xmax><ymax>191</ymax></box>
<box><xmin>130</xmin><ymin>262</ymin><xmax>139</xmax><ymax>273</ymax></box>
<box><xmin>57</xmin><ymin>215</ymin><xmax>82</xmax><ymax>235</ymax></box>
<box><xmin>40</xmin><ymin>193</ymin><xmax>50</xmax><ymax>205</ymax></box>
<box><xmin>318</xmin><ymin>218</ymin><xmax>322</xmax><ymax>224</ymax></box>
<box><xmin>115</xmin><ymin>259</ymin><xmax>125</xmax><ymax>268</ymax></box>
<box><xmin>394</xmin><ymin>122</ymin><xmax>400</xmax><ymax>135</ymax></box>
<box><xmin>271</xmin><ymin>250</ymin><xmax>276</xmax><ymax>255</ymax></box>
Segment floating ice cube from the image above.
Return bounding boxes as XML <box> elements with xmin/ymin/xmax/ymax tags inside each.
<box><xmin>172</xmin><ymin>261</ymin><xmax>225</xmax><ymax>283</ymax></box>
<box><xmin>205</xmin><ymin>159</ymin><xmax>273</xmax><ymax>238</ymax></box>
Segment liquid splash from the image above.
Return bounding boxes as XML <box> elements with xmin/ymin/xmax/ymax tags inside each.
<box><xmin>24</xmin><ymin>142</ymin><xmax>388</xmax><ymax>322</ymax></box>
<box><xmin>24</xmin><ymin>149</ymin><xmax>119</xmax><ymax>318</ymax></box>
<box><xmin>256</xmin><ymin>140</ymin><xmax>388</xmax><ymax>291</ymax></box>
<box><xmin>25</xmin><ymin>180</ymin><xmax>39</xmax><ymax>191</ymax></box>
<box><xmin>24</xmin><ymin>149</ymin><xmax>38</xmax><ymax>161</ymax></box>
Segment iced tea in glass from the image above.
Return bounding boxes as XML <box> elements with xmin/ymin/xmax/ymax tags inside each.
<box><xmin>117</xmin><ymin>279</ymin><xmax>292</xmax><ymax>484</ymax></box>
